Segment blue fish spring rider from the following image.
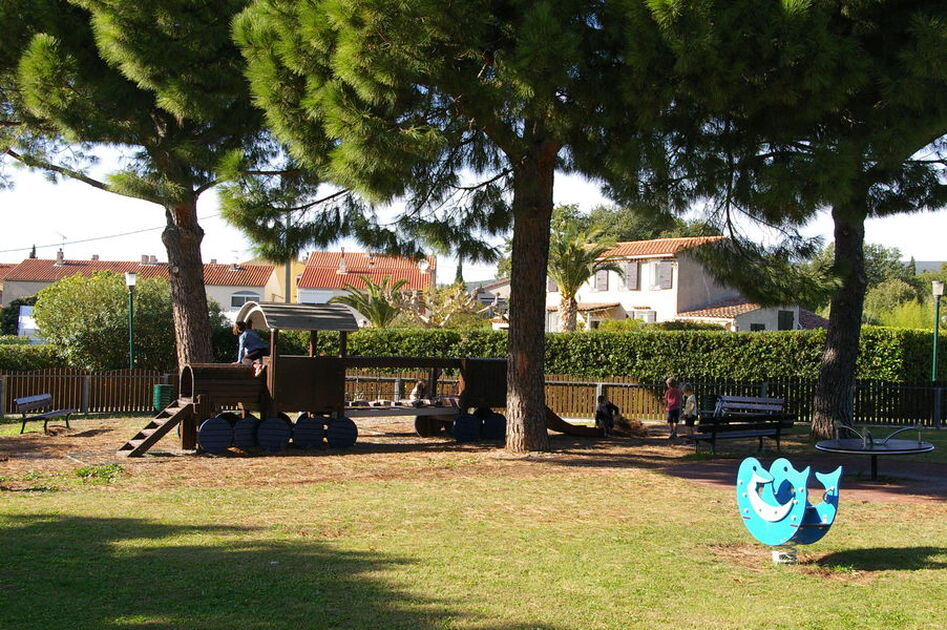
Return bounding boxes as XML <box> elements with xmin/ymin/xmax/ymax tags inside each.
<box><xmin>736</xmin><ymin>457</ymin><xmax>842</xmax><ymax>563</ymax></box>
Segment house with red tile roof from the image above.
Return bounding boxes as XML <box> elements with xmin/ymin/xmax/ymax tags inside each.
<box><xmin>0</xmin><ymin>251</ymin><xmax>276</xmax><ymax>316</ymax></box>
<box><xmin>0</xmin><ymin>262</ymin><xmax>16</xmax><ymax>305</ymax></box>
<box><xmin>296</xmin><ymin>251</ymin><xmax>436</xmax><ymax>308</ymax></box>
<box><xmin>545</xmin><ymin>236</ymin><xmax>807</xmax><ymax>332</ymax></box>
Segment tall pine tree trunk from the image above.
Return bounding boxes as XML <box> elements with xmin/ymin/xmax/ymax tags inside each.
<box><xmin>811</xmin><ymin>202</ymin><xmax>868</xmax><ymax>440</ymax></box>
<box><xmin>506</xmin><ymin>144</ymin><xmax>557</xmax><ymax>452</ymax></box>
<box><xmin>559</xmin><ymin>295</ymin><xmax>578</xmax><ymax>332</ymax></box>
<box><xmin>161</xmin><ymin>197</ymin><xmax>213</xmax><ymax>369</ymax></box>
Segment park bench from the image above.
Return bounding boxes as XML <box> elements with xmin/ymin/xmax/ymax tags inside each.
<box><xmin>693</xmin><ymin>395</ymin><xmax>795</xmax><ymax>453</ymax></box>
<box><xmin>14</xmin><ymin>393</ymin><xmax>74</xmax><ymax>434</ymax></box>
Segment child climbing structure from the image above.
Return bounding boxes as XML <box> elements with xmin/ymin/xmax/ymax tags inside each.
<box><xmin>117</xmin><ymin>302</ymin><xmax>602</xmax><ymax>457</ymax></box>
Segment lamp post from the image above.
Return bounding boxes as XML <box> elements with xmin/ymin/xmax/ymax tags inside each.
<box><xmin>933</xmin><ymin>280</ymin><xmax>943</xmax><ymax>382</ymax></box>
<box><xmin>125</xmin><ymin>272</ymin><xmax>137</xmax><ymax>369</ymax></box>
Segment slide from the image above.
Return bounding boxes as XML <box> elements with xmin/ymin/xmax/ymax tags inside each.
<box><xmin>544</xmin><ymin>406</ymin><xmax>604</xmax><ymax>437</ymax></box>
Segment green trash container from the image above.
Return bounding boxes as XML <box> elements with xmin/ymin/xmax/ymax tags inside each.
<box><xmin>153</xmin><ymin>383</ymin><xmax>174</xmax><ymax>412</ymax></box>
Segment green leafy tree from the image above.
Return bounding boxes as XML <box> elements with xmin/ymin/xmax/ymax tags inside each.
<box><xmin>1</xmin><ymin>0</ymin><xmax>268</xmax><ymax>368</ymax></box>
<box><xmin>548</xmin><ymin>223</ymin><xmax>622</xmax><ymax>332</ymax></box>
<box><xmin>235</xmin><ymin>0</ymin><xmax>684</xmax><ymax>451</ymax></box>
<box><xmin>32</xmin><ymin>273</ymin><xmax>177</xmax><ymax>371</ymax></box>
<box><xmin>398</xmin><ymin>284</ymin><xmax>490</xmax><ymax>330</ymax></box>
<box><xmin>877</xmin><ymin>300</ymin><xmax>932</xmax><ymax>330</ymax></box>
<box><xmin>329</xmin><ymin>276</ymin><xmax>408</xmax><ymax>329</ymax></box>
<box><xmin>863</xmin><ymin>279</ymin><xmax>919</xmax><ymax>324</ymax></box>
<box><xmin>615</xmin><ymin>2</ymin><xmax>947</xmax><ymax>438</ymax></box>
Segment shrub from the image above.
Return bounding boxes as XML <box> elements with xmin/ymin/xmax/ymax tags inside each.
<box><xmin>255</xmin><ymin>326</ymin><xmax>942</xmax><ymax>383</ymax></box>
<box><xmin>0</xmin><ymin>344</ymin><xmax>61</xmax><ymax>370</ymax></box>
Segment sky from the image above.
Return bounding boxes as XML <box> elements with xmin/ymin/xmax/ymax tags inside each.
<box><xmin>1</xmin><ymin>162</ymin><xmax>945</xmax><ymax>283</ymax></box>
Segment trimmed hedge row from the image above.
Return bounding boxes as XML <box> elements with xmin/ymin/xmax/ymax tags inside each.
<box><xmin>260</xmin><ymin>326</ymin><xmax>943</xmax><ymax>383</ymax></box>
<box><xmin>8</xmin><ymin>326</ymin><xmax>945</xmax><ymax>383</ymax></box>
<box><xmin>0</xmin><ymin>344</ymin><xmax>62</xmax><ymax>371</ymax></box>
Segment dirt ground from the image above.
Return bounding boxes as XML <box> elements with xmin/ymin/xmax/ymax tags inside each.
<box><xmin>1</xmin><ymin>416</ymin><xmax>945</xmax><ymax>504</ymax></box>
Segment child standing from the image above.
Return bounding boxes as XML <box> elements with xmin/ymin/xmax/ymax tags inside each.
<box><xmin>664</xmin><ymin>377</ymin><xmax>682</xmax><ymax>439</ymax></box>
<box><xmin>680</xmin><ymin>383</ymin><xmax>697</xmax><ymax>440</ymax></box>
<box><xmin>595</xmin><ymin>395</ymin><xmax>620</xmax><ymax>437</ymax></box>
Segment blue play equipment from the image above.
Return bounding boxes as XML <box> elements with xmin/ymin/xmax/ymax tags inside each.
<box><xmin>736</xmin><ymin>457</ymin><xmax>842</xmax><ymax>547</ymax></box>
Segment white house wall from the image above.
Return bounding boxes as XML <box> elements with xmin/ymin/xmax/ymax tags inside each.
<box><xmin>734</xmin><ymin>306</ymin><xmax>800</xmax><ymax>332</ymax></box>
<box><xmin>675</xmin><ymin>253</ymin><xmax>742</xmax><ymax>312</ymax></box>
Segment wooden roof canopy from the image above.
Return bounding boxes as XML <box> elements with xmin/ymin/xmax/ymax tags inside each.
<box><xmin>235</xmin><ymin>301</ymin><xmax>359</xmax><ymax>332</ymax></box>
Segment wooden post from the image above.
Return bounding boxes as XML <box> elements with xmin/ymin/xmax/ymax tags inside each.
<box><xmin>81</xmin><ymin>376</ymin><xmax>91</xmax><ymax>414</ymax></box>
<box><xmin>181</xmin><ymin>395</ymin><xmax>202</xmax><ymax>450</ymax></box>
<box><xmin>0</xmin><ymin>375</ymin><xmax>6</xmax><ymax>418</ymax></box>
<box><xmin>339</xmin><ymin>331</ymin><xmax>348</xmax><ymax>358</ymax></box>
<box><xmin>266</xmin><ymin>328</ymin><xmax>280</xmax><ymax>417</ymax></box>
<box><xmin>309</xmin><ymin>330</ymin><xmax>318</xmax><ymax>357</ymax></box>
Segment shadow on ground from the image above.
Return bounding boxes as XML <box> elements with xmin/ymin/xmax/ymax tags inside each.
<box><xmin>813</xmin><ymin>546</ymin><xmax>947</xmax><ymax>572</ymax></box>
<box><xmin>0</xmin><ymin>514</ymin><xmax>561</xmax><ymax>630</ymax></box>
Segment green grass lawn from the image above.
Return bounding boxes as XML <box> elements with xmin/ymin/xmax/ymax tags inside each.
<box><xmin>2</xmin><ymin>436</ymin><xmax>945</xmax><ymax>629</ymax></box>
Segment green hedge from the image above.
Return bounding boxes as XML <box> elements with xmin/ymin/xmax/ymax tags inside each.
<box><xmin>9</xmin><ymin>326</ymin><xmax>942</xmax><ymax>382</ymax></box>
<box><xmin>0</xmin><ymin>344</ymin><xmax>62</xmax><ymax>371</ymax></box>
<box><xmin>249</xmin><ymin>326</ymin><xmax>942</xmax><ymax>383</ymax></box>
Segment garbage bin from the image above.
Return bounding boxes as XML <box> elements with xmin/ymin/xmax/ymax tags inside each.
<box><xmin>152</xmin><ymin>383</ymin><xmax>174</xmax><ymax>412</ymax></box>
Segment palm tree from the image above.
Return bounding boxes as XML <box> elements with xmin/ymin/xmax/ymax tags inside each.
<box><xmin>548</xmin><ymin>224</ymin><xmax>622</xmax><ymax>332</ymax></box>
<box><xmin>329</xmin><ymin>275</ymin><xmax>408</xmax><ymax>328</ymax></box>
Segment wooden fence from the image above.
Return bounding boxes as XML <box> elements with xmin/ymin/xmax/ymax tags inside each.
<box><xmin>0</xmin><ymin>369</ymin><xmax>174</xmax><ymax>416</ymax></box>
<box><xmin>0</xmin><ymin>367</ymin><xmax>942</xmax><ymax>427</ymax></box>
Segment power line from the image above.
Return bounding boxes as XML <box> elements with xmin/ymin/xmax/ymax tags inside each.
<box><xmin>0</xmin><ymin>213</ymin><xmax>221</xmax><ymax>254</ymax></box>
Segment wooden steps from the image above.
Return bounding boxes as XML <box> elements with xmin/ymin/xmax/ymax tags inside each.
<box><xmin>117</xmin><ymin>402</ymin><xmax>194</xmax><ymax>457</ymax></box>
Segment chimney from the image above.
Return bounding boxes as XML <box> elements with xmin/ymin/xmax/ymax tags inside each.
<box><xmin>337</xmin><ymin>248</ymin><xmax>347</xmax><ymax>275</ymax></box>
<box><xmin>53</xmin><ymin>249</ymin><xmax>65</xmax><ymax>265</ymax></box>
<box><xmin>150</xmin><ymin>255</ymin><xmax>158</xmax><ymax>264</ymax></box>
<box><xmin>210</xmin><ymin>258</ymin><xmax>217</xmax><ymax>264</ymax></box>
<box><xmin>141</xmin><ymin>255</ymin><xmax>149</xmax><ymax>264</ymax></box>
<box><xmin>91</xmin><ymin>254</ymin><xmax>99</xmax><ymax>261</ymax></box>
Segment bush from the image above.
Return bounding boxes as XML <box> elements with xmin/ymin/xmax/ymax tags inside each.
<box><xmin>0</xmin><ymin>335</ymin><xmax>31</xmax><ymax>345</ymax></box>
<box><xmin>249</xmin><ymin>326</ymin><xmax>943</xmax><ymax>383</ymax></box>
<box><xmin>0</xmin><ymin>344</ymin><xmax>61</xmax><ymax>371</ymax></box>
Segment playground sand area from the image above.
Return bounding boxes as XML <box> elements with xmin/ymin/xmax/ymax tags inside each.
<box><xmin>2</xmin><ymin>416</ymin><xmax>945</xmax><ymax>504</ymax></box>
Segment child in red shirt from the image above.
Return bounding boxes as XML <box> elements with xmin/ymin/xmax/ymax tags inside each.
<box><xmin>664</xmin><ymin>377</ymin><xmax>682</xmax><ymax>439</ymax></box>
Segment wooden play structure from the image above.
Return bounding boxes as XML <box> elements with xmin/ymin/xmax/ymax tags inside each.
<box><xmin>117</xmin><ymin>302</ymin><xmax>600</xmax><ymax>457</ymax></box>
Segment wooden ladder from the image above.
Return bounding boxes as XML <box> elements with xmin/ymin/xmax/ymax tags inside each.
<box><xmin>117</xmin><ymin>401</ymin><xmax>194</xmax><ymax>458</ymax></box>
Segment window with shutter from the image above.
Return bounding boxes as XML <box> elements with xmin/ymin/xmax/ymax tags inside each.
<box><xmin>652</xmin><ymin>262</ymin><xmax>673</xmax><ymax>289</ymax></box>
<box><xmin>594</xmin><ymin>269</ymin><xmax>609</xmax><ymax>291</ymax></box>
<box><xmin>546</xmin><ymin>277</ymin><xmax>558</xmax><ymax>292</ymax></box>
<box><xmin>778</xmin><ymin>310</ymin><xmax>794</xmax><ymax>330</ymax></box>
<box><xmin>624</xmin><ymin>261</ymin><xmax>639</xmax><ymax>290</ymax></box>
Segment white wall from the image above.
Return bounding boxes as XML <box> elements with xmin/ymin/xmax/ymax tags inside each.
<box><xmin>734</xmin><ymin>307</ymin><xmax>799</xmax><ymax>332</ymax></box>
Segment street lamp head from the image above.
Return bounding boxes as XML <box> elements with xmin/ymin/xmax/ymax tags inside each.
<box><xmin>933</xmin><ymin>280</ymin><xmax>944</xmax><ymax>299</ymax></box>
<box><xmin>125</xmin><ymin>272</ymin><xmax>138</xmax><ymax>288</ymax></box>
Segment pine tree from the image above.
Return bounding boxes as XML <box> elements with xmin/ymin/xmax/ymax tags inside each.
<box><xmin>1</xmin><ymin>0</ymin><xmax>267</xmax><ymax>367</ymax></box>
<box><xmin>235</xmin><ymin>0</ymin><xmax>686</xmax><ymax>451</ymax></box>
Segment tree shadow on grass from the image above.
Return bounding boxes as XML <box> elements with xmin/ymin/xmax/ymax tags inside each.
<box><xmin>0</xmin><ymin>514</ymin><xmax>561</xmax><ymax>630</ymax></box>
<box><xmin>812</xmin><ymin>547</ymin><xmax>947</xmax><ymax>572</ymax></box>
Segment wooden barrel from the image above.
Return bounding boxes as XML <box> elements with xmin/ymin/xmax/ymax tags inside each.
<box><xmin>415</xmin><ymin>416</ymin><xmax>438</xmax><ymax>437</ymax></box>
<box><xmin>481</xmin><ymin>412</ymin><xmax>506</xmax><ymax>441</ymax></box>
<box><xmin>216</xmin><ymin>412</ymin><xmax>240</xmax><ymax>426</ymax></box>
<box><xmin>198</xmin><ymin>416</ymin><xmax>234</xmax><ymax>454</ymax></box>
<box><xmin>326</xmin><ymin>417</ymin><xmax>358</xmax><ymax>449</ymax></box>
<box><xmin>233</xmin><ymin>414</ymin><xmax>260</xmax><ymax>450</ymax></box>
<box><xmin>294</xmin><ymin>413</ymin><xmax>327</xmax><ymax>449</ymax></box>
<box><xmin>258</xmin><ymin>416</ymin><xmax>292</xmax><ymax>452</ymax></box>
<box><xmin>180</xmin><ymin>363</ymin><xmax>264</xmax><ymax>406</ymax></box>
<box><xmin>452</xmin><ymin>413</ymin><xmax>482</xmax><ymax>443</ymax></box>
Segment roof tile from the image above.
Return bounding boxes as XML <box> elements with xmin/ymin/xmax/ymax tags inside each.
<box><xmin>3</xmin><ymin>258</ymin><xmax>273</xmax><ymax>287</ymax></box>
<box><xmin>676</xmin><ymin>296</ymin><xmax>761</xmax><ymax>319</ymax></box>
<box><xmin>299</xmin><ymin>251</ymin><xmax>436</xmax><ymax>291</ymax></box>
<box><xmin>602</xmin><ymin>236</ymin><xmax>724</xmax><ymax>259</ymax></box>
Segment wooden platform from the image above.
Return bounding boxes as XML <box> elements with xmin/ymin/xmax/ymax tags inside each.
<box><xmin>345</xmin><ymin>406</ymin><xmax>460</xmax><ymax>418</ymax></box>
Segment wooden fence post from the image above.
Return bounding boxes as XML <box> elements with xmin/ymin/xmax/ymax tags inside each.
<box><xmin>81</xmin><ymin>375</ymin><xmax>91</xmax><ymax>414</ymax></box>
<box><xmin>0</xmin><ymin>375</ymin><xmax>5</xmax><ymax>418</ymax></box>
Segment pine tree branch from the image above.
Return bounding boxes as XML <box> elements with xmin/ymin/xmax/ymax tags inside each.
<box><xmin>5</xmin><ymin>148</ymin><xmax>113</xmax><ymax>193</ymax></box>
<box><xmin>286</xmin><ymin>188</ymin><xmax>350</xmax><ymax>212</ymax></box>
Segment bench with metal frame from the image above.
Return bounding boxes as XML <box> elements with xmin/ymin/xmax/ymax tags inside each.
<box><xmin>14</xmin><ymin>393</ymin><xmax>74</xmax><ymax>434</ymax></box>
<box><xmin>693</xmin><ymin>395</ymin><xmax>795</xmax><ymax>453</ymax></box>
